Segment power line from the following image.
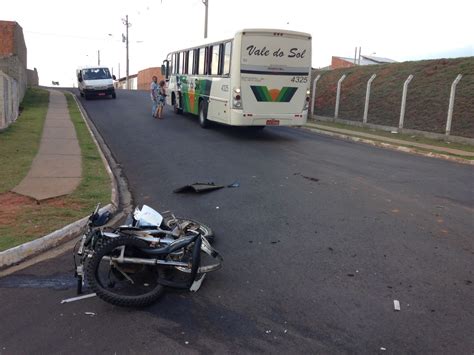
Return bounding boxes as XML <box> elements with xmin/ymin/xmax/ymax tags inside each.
<box><xmin>24</xmin><ymin>30</ymin><xmax>121</xmax><ymax>42</ymax></box>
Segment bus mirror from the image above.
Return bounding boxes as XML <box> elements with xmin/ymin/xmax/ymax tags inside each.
<box><xmin>161</xmin><ymin>60</ymin><xmax>170</xmax><ymax>79</ymax></box>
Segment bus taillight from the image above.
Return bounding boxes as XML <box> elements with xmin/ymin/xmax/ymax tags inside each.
<box><xmin>304</xmin><ymin>90</ymin><xmax>310</xmax><ymax>110</ymax></box>
<box><xmin>233</xmin><ymin>87</ymin><xmax>242</xmax><ymax>109</ymax></box>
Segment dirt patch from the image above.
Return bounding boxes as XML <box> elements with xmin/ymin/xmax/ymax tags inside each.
<box><xmin>0</xmin><ymin>193</ymin><xmax>84</xmax><ymax>224</ymax></box>
<box><xmin>43</xmin><ymin>198</ymin><xmax>83</xmax><ymax>210</ymax></box>
<box><xmin>0</xmin><ymin>192</ymin><xmax>36</xmax><ymax>226</ymax></box>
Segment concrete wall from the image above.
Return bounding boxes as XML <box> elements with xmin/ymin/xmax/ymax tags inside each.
<box><xmin>0</xmin><ymin>54</ymin><xmax>27</xmax><ymax>101</ymax></box>
<box><xmin>27</xmin><ymin>68</ymin><xmax>38</xmax><ymax>87</ymax></box>
<box><xmin>116</xmin><ymin>75</ymin><xmax>138</xmax><ymax>90</ymax></box>
<box><xmin>137</xmin><ymin>67</ymin><xmax>165</xmax><ymax>91</ymax></box>
<box><xmin>0</xmin><ymin>70</ymin><xmax>19</xmax><ymax>130</ymax></box>
<box><xmin>0</xmin><ymin>20</ymin><xmax>28</xmax><ymax>130</ymax></box>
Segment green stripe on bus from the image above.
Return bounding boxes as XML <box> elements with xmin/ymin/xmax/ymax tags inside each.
<box><xmin>276</xmin><ymin>87</ymin><xmax>288</xmax><ymax>102</ymax></box>
<box><xmin>250</xmin><ymin>85</ymin><xmax>297</xmax><ymax>102</ymax></box>
<box><xmin>251</xmin><ymin>86</ymin><xmax>264</xmax><ymax>102</ymax></box>
<box><xmin>262</xmin><ymin>87</ymin><xmax>273</xmax><ymax>102</ymax></box>
<box><xmin>280</xmin><ymin>87</ymin><xmax>297</xmax><ymax>102</ymax></box>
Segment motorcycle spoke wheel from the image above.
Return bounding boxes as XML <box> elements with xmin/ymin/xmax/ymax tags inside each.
<box><xmin>164</xmin><ymin>217</ymin><xmax>215</xmax><ymax>243</ymax></box>
<box><xmin>86</xmin><ymin>236</ymin><xmax>164</xmax><ymax>307</ymax></box>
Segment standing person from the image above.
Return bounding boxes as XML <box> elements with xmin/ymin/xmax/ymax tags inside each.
<box><xmin>150</xmin><ymin>76</ymin><xmax>159</xmax><ymax>118</ymax></box>
<box><xmin>156</xmin><ymin>80</ymin><xmax>167</xmax><ymax>119</ymax></box>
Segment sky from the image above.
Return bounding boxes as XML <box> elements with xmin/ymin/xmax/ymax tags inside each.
<box><xmin>2</xmin><ymin>0</ymin><xmax>473</xmax><ymax>87</ymax></box>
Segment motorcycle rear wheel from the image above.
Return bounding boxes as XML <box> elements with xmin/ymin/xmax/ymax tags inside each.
<box><xmin>86</xmin><ymin>236</ymin><xmax>164</xmax><ymax>307</ymax></box>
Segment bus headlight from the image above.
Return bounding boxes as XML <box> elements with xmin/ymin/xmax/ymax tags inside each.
<box><xmin>233</xmin><ymin>87</ymin><xmax>242</xmax><ymax>109</ymax></box>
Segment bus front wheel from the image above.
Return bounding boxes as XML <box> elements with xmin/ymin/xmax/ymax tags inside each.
<box><xmin>199</xmin><ymin>101</ymin><xmax>210</xmax><ymax>128</ymax></box>
<box><xmin>173</xmin><ymin>93</ymin><xmax>183</xmax><ymax>114</ymax></box>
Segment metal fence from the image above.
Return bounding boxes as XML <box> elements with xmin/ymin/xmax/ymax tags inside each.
<box><xmin>311</xmin><ymin>73</ymin><xmax>465</xmax><ymax>137</ymax></box>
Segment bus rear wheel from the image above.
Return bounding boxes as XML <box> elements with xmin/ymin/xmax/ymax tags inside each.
<box><xmin>199</xmin><ymin>101</ymin><xmax>210</xmax><ymax>128</ymax></box>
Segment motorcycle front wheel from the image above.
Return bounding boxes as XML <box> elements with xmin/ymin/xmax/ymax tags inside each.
<box><xmin>86</xmin><ymin>236</ymin><xmax>164</xmax><ymax>307</ymax></box>
<box><xmin>163</xmin><ymin>217</ymin><xmax>215</xmax><ymax>243</ymax></box>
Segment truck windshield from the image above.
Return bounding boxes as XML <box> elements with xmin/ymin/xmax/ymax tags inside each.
<box><xmin>83</xmin><ymin>68</ymin><xmax>111</xmax><ymax>80</ymax></box>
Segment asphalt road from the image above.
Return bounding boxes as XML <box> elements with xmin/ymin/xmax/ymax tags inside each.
<box><xmin>1</xmin><ymin>89</ymin><xmax>473</xmax><ymax>354</ymax></box>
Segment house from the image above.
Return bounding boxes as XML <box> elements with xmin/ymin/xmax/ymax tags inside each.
<box><xmin>331</xmin><ymin>55</ymin><xmax>397</xmax><ymax>69</ymax></box>
<box><xmin>115</xmin><ymin>67</ymin><xmax>166</xmax><ymax>91</ymax></box>
<box><xmin>116</xmin><ymin>74</ymin><xmax>138</xmax><ymax>90</ymax></box>
<box><xmin>137</xmin><ymin>67</ymin><xmax>165</xmax><ymax>91</ymax></box>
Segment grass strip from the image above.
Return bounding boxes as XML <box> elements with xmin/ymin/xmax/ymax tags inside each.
<box><xmin>0</xmin><ymin>90</ymin><xmax>111</xmax><ymax>251</ymax></box>
<box><xmin>0</xmin><ymin>88</ymin><xmax>49</xmax><ymax>193</ymax></box>
<box><xmin>311</xmin><ymin>120</ymin><xmax>474</xmax><ymax>154</ymax></box>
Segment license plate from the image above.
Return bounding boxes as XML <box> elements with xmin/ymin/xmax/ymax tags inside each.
<box><xmin>98</xmin><ymin>93</ymin><xmax>106</xmax><ymax>96</ymax></box>
<box><xmin>266</xmin><ymin>119</ymin><xmax>280</xmax><ymax>126</ymax></box>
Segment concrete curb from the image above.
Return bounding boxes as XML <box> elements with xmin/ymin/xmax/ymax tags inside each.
<box><xmin>0</xmin><ymin>204</ymin><xmax>113</xmax><ymax>269</ymax></box>
<box><xmin>0</xmin><ymin>91</ymin><xmax>130</xmax><ymax>270</ymax></box>
<box><xmin>301</xmin><ymin>125</ymin><xmax>474</xmax><ymax>166</ymax></box>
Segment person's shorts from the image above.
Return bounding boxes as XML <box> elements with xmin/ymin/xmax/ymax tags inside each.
<box><xmin>158</xmin><ymin>96</ymin><xmax>165</xmax><ymax>107</ymax></box>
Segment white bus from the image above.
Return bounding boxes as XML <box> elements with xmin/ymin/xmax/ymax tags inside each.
<box><xmin>161</xmin><ymin>29</ymin><xmax>312</xmax><ymax>128</ymax></box>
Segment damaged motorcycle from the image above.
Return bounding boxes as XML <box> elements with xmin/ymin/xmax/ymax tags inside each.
<box><xmin>74</xmin><ymin>204</ymin><xmax>222</xmax><ymax>307</ymax></box>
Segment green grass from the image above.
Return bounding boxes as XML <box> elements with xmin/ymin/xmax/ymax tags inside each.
<box><xmin>0</xmin><ymin>91</ymin><xmax>111</xmax><ymax>251</ymax></box>
<box><xmin>310</xmin><ymin>120</ymin><xmax>474</xmax><ymax>156</ymax></box>
<box><xmin>0</xmin><ymin>88</ymin><xmax>49</xmax><ymax>193</ymax></box>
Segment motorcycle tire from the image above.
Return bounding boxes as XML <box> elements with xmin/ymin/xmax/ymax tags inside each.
<box><xmin>77</xmin><ymin>276</ymin><xmax>83</xmax><ymax>295</ymax></box>
<box><xmin>164</xmin><ymin>217</ymin><xmax>214</xmax><ymax>243</ymax></box>
<box><xmin>86</xmin><ymin>236</ymin><xmax>165</xmax><ymax>307</ymax></box>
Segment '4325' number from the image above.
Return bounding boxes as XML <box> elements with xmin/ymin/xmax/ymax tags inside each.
<box><xmin>290</xmin><ymin>76</ymin><xmax>308</xmax><ymax>83</ymax></box>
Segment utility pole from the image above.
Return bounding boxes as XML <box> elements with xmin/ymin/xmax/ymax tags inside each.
<box><xmin>122</xmin><ymin>15</ymin><xmax>131</xmax><ymax>89</ymax></box>
<box><xmin>202</xmin><ymin>0</ymin><xmax>209</xmax><ymax>38</ymax></box>
<box><xmin>98</xmin><ymin>50</ymin><xmax>100</xmax><ymax>66</ymax></box>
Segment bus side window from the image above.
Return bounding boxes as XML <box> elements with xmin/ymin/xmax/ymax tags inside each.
<box><xmin>204</xmin><ymin>47</ymin><xmax>210</xmax><ymax>75</ymax></box>
<box><xmin>198</xmin><ymin>47</ymin><xmax>205</xmax><ymax>75</ymax></box>
<box><xmin>176</xmin><ymin>52</ymin><xmax>181</xmax><ymax>74</ymax></box>
<box><xmin>218</xmin><ymin>43</ymin><xmax>224</xmax><ymax>75</ymax></box>
<box><xmin>188</xmin><ymin>50</ymin><xmax>193</xmax><ymax>75</ymax></box>
<box><xmin>194</xmin><ymin>49</ymin><xmax>199</xmax><ymax>74</ymax></box>
<box><xmin>180</xmin><ymin>52</ymin><xmax>184</xmax><ymax>74</ymax></box>
<box><xmin>170</xmin><ymin>53</ymin><xmax>175</xmax><ymax>74</ymax></box>
<box><xmin>184</xmin><ymin>51</ymin><xmax>189</xmax><ymax>74</ymax></box>
<box><xmin>211</xmin><ymin>45</ymin><xmax>220</xmax><ymax>75</ymax></box>
<box><xmin>223</xmin><ymin>42</ymin><xmax>231</xmax><ymax>76</ymax></box>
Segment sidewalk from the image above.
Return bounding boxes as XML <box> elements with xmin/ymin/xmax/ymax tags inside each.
<box><xmin>12</xmin><ymin>90</ymin><xmax>82</xmax><ymax>200</ymax></box>
<box><xmin>303</xmin><ymin>121</ymin><xmax>474</xmax><ymax>158</ymax></box>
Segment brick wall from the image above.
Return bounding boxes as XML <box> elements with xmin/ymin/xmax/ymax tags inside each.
<box><xmin>0</xmin><ymin>21</ymin><xmax>26</xmax><ymax>66</ymax></box>
<box><xmin>331</xmin><ymin>56</ymin><xmax>355</xmax><ymax>70</ymax></box>
<box><xmin>137</xmin><ymin>67</ymin><xmax>165</xmax><ymax>91</ymax></box>
<box><xmin>0</xmin><ymin>21</ymin><xmax>27</xmax><ymax>101</ymax></box>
